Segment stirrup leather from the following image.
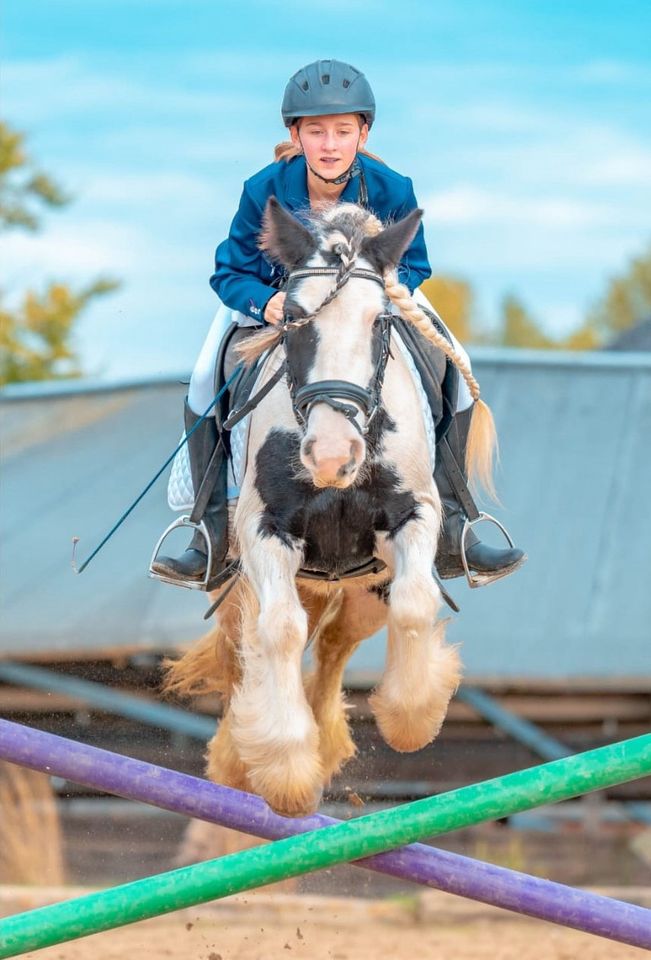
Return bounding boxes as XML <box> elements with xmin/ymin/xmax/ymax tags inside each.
<box><xmin>149</xmin><ymin>516</ymin><xmax>213</xmax><ymax>591</ymax></box>
<box><xmin>461</xmin><ymin>512</ymin><xmax>521</xmax><ymax>588</ymax></box>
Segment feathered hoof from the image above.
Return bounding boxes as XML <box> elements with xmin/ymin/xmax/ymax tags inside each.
<box><xmin>369</xmin><ymin>691</ymin><xmax>449</xmax><ymax>753</ymax></box>
<box><xmin>242</xmin><ymin>739</ymin><xmax>325</xmax><ymax>819</ymax></box>
<box><xmin>250</xmin><ymin>764</ymin><xmax>324</xmax><ymax>819</ymax></box>
<box><xmin>318</xmin><ymin>723</ymin><xmax>357</xmax><ymax>784</ymax></box>
<box><xmin>266</xmin><ymin>783</ymin><xmax>324</xmax><ymax>819</ymax></box>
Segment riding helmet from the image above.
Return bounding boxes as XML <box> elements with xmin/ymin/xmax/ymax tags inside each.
<box><xmin>281</xmin><ymin>59</ymin><xmax>376</xmax><ymax>129</ymax></box>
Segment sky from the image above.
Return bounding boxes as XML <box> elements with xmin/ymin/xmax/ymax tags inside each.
<box><xmin>3</xmin><ymin>0</ymin><xmax>651</xmax><ymax>380</ymax></box>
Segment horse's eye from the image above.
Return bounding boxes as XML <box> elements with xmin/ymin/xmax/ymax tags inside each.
<box><xmin>284</xmin><ymin>299</ymin><xmax>305</xmax><ymax>322</ymax></box>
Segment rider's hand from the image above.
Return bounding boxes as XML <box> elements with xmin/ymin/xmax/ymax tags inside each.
<box><xmin>264</xmin><ymin>292</ymin><xmax>286</xmax><ymax>326</ymax></box>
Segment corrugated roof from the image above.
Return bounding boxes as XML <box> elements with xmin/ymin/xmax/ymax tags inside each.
<box><xmin>1</xmin><ymin>348</ymin><xmax>650</xmax><ymax>680</ymax></box>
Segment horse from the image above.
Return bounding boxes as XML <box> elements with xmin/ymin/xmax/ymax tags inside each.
<box><xmin>165</xmin><ymin>197</ymin><xmax>496</xmax><ymax>818</ymax></box>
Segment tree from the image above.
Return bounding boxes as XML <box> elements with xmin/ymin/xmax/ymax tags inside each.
<box><xmin>420</xmin><ymin>275</ymin><xmax>475</xmax><ymax>343</ymax></box>
<box><xmin>587</xmin><ymin>243</ymin><xmax>651</xmax><ymax>342</ymax></box>
<box><xmin>496</xmin><ymin>294</ymin><xmax>556</xmax><ymax>349</ymax></box>
<box><xmin>0</xmin><ymin>121</ymin><xmax>118</xmax><ymax>385</ymax></box>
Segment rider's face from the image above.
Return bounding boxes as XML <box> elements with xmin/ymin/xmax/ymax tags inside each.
<box><xmin>290</xmin><ymin>114</ymin><xmax>368</xmax><ymax>181</ymax></box>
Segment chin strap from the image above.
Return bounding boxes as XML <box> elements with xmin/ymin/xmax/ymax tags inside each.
<box><xmin>304</xmin><ymin>154</ymin><xmax>368</xmax><ymax>207</ymax></box>
<box><xmin>306</xmin><ymin>157</ymin><xmax>357</xmax><ymax>186</ymax></box>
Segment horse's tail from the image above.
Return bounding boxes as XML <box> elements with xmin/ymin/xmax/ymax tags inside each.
<box><xmin>383</xmin><ymin>272</ymin><xmax>497</xmax><ymax>499</ymax></box>
<box><xmin>162</xmin><ymin>628</ymin><xmax>228</xmax><ymax>698</ymax></box>
<box><xmin>465</xmin><ymin>398</ymin><xmax>498</xmax><ymax>500</ymax></box>
<box><xmin>162</xmin><ymin>591</ymin><xmax>243</xmax><ymax>700</ymax></box>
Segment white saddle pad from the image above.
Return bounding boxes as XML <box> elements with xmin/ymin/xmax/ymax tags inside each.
<box><xmin>167</xmin><ymin>331</ymin><xmax>436</xmax><ymax>512</ymax></box>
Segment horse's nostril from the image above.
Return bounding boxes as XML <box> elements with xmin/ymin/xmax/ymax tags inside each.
<box><xmin>350</xmin><ymin>437</ymin><xmax>364</xmax><ymax>464</ymax></box>
<box><xmin>302</xmin><ymin>437</ymin><xmax>316</xmax><ymax>463</ymax></box>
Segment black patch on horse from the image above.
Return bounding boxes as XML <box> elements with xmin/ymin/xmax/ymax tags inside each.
<box><xmin>284</xmin><ymin>321</ymin><xmax>319</xmax><ymax>394</ymax></box>
<box><xmin>255</xmin><ymin>429</ymin><xmax>420</xmax><ymax>576</ymax></box>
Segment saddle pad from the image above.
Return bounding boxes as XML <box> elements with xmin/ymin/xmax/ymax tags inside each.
<box><xmin>167</xmin><ymin>414</ymin><xmax>249</xmax><ymax>511</ymax></box>
<box><xmin>167</xmin><ymin>331</ymin><xmax>437</xmax><ymax>511</ymax></box>
<box><xmin>392</xmin><ymin>328</ymin><xmax>437</xmax><ymax>466</ymax></box>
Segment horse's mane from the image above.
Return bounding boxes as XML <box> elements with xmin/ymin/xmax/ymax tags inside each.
<box><xmin>237</xmin><ymin>203</ymin><xmax>497</xmax><ymax>496</ymax></box>
<box><xmin>237</xmin><ymin>204</ymin><xmax>382</xmax><ymax>366</ymax></box>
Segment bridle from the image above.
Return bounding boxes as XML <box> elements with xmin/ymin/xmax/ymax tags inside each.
<box><xmin>281</xmin><ymin>263</ymin><xmax>393</xmax><ymax>437</ymax></box>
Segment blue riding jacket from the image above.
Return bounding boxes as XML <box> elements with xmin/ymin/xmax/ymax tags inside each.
<box><xmin>210</xmin><ymin>153</ymin><xmax>431</xmax><ymax>323</ymax></box>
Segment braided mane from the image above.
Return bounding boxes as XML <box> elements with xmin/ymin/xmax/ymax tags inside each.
<box><xmin>237</xmin><ymin>203</ymin><xmax>496</xmax><ymax>495</ymax></box>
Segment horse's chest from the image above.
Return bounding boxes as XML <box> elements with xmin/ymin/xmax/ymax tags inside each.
<box><xmin>254</xmin><ymin>430</ymin><xmax>418</xmax><ymax>573</ymax></box>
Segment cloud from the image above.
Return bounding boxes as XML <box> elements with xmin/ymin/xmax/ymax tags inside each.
<box><xmin>571</xmin><ymin>59</ymin><xmax>651</xmax><ymax>85</ymax></box>
<box><xmin>79</xmin><ymin>171</ymin><xmax>220</xmax><ymax>208</ymax></box>
<box><xmin>422</xmin><ymin>185</ymin><xmax>621</xmax><ymax>229</ymax></box>
<box><xmin>1</xmin><ymin>55</ymin><xmax>273</xmax><ymax>127</ymax></box>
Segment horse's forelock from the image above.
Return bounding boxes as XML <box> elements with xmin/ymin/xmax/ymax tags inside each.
<box><xmin>307</xmin><ymin>204</ymin><xmax>379</xmax><ymax>264</ymax></box>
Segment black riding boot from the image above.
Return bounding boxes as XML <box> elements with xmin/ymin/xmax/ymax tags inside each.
<box><xmin>435</xmin><ymin>407</ymin><xmax>526</xmax><ymax>584</ymax></box>
<box><xmin>151</xmin><ymin>400</ymin><xmax>228</xmax><ymax>589</ymax></box>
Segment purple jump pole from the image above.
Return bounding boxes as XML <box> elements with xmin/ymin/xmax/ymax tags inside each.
<box><xmin>0</xmin><ymin>719</ymin><xmax>649</xmax><ymax>949</ymax></box>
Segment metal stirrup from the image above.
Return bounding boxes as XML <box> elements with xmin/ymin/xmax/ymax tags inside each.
<box><xmin>460</xmin><ymin>512</ymin><xmax>518</xmax><ymax>589</ymax></box>
<box><xmin>149</xmin><ymin>517</ymin><xmax>213</xmax><ymax>591</ymax></box>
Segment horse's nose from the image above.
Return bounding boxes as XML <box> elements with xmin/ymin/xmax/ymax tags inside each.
<box><xmin>301</xmin><ymin>435</ymin><xmax>365</xmax><ymax>487</ymax></box>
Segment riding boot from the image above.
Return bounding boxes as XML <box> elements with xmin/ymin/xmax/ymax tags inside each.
<box><xmin>434</xmin><ymin>407</ymin><xmax>526</xmax><ymax>583</ymax></box>
<box><xmin>151</xmin><ymin>400</ymin><xmax>229</xmax><ymax>589</ymax></box>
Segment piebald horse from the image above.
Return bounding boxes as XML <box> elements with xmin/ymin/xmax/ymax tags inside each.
<box><xmin>166</xmin><ymin>198</ymin><xmax>496</xmax><ymax>818</ymax></box>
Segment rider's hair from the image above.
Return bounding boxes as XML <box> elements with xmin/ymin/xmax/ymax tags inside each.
<box><xmin>274</xmin><ymin>115</ymin><xmax>386</xmax><ymax>164</ymax></box>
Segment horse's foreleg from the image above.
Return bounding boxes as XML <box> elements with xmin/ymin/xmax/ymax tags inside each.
<box><xmin>230</xmin><ymin>533</ymin><xmax>323</xmax><ymax>817</ymax></box>
<box><xmin>303</xmin><ymin>583</ymin><xmax>389</xmax><ymax>783</ymax></box>
<box><xmin>370</xmin><ymin>499</ymin><xmax>462</xmax><ymax>752</ymax></box>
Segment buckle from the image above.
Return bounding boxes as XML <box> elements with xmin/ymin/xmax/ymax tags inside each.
<box><xmin>461</xmin><ymin>512</ymin><xmax>521</xmax><ymax>589</ymax></box>
<box><xmin>148</xmin><ymin>516</ymin><xmax>213</xmax><ymax>591</ymax></box>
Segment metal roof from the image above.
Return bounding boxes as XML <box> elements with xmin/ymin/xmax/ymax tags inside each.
<box><xmin>2</xmin><ymin>348</ymin><xmax>650</xmax><ymax>680</ymax></box>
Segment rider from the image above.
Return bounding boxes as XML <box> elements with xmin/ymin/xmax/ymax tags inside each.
<box><xmin>152</xmin><ymin>59</ymin><xmax>524</xmax><ymax>590</ymax></box>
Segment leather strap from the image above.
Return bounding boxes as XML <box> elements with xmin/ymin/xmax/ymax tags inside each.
<box><xmin>437</xmin><ymin>437</ymin><xmax>480</xmax><ymax>522</ymax></box>
<box><xmin>223</xmin><ymin>361</ymin><xmax>287</xmax><ymax>430</ymax></box>
<box><xmin>293</xmin><ymin>379</ymin><xmax>374</xmax><ymax>418</ymax></box>
<box><xmin>189</xmin><ymin>432</ymin><xmax>227</xmax><ymax>525</ymax></box>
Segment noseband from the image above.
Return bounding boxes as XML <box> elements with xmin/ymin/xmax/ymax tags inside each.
<box><xmin>282</xmin><ymin>265</ymin><xmax>392</xmax><ymax>437</ymax></box>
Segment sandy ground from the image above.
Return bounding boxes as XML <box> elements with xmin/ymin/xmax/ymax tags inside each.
<box><xmin>3</xmin><ymin>888</ymin><xmax>650</xmax><ymax>960</ymax></box>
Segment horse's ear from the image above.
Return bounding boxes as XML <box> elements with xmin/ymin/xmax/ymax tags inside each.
<box><xmin>259</xmin><ymin>196</ymin><xmax>317</xmax><ymax>268</ymax></box>
<box><xmin>361</xmin><ymin>208</ymin><xmax>424</xmax><ymax>273</ymax></box>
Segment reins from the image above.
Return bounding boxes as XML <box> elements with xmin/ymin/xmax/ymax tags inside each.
<box><xmin>71</xmin><ymin>365</ymin><xmax>243</xmax><ymax>575</ymax></box>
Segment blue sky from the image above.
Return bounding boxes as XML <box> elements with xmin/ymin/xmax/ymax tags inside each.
<box><xmin>3</xmin><ymin>0</ymin><xmax>650</xmax><ymax>379</ymax></box>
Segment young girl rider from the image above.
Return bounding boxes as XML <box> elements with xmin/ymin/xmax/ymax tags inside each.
<box><xmin>152</xmin><ymin>59</ymin><xmax>524</xmax><ymax>591</ymax></box>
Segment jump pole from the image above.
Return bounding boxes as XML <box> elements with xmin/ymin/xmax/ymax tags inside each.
<box><xmin>0</xmin><ymin>727</ymin><xmax>649</xmax><ymax>956</ymax></box>
<box><xmin>0</xmin><ymin>720</ymin><xmax>649</xmax><ymax>948</ymax></box>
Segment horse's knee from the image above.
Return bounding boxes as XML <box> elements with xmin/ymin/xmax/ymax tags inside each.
<box><xmin>257</xmin><ymin>601</ymin><xmax>308</xmax><ymax>656</ymax></box>
<box><xmin>390</xmin><ymin>574</ymin><xmax>440</xmax><ymax>632</ymax></box>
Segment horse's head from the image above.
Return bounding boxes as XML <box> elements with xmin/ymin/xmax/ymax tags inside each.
<box><xmin>260</xmin><ymin>197</ymin><xmax>422</xmax><ymax>489</ymax></box>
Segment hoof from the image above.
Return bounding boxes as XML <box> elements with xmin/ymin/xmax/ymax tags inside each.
<box><xmin>241</xmin><ymin>736</ymin><xmax>325</xmax><ymax>820</ymax></box>
<box><xmin>318</xmin><ymin>726</ymin><xmax>357</xmax><ymax>784</ymax></box>
<box><xmin>369</xmin><ymin>692</ymin><xmax>446</xmax><ymax>753</ymax></box>
<box><xmin>266</xmin><ymin>785</ymin><xmax>324</xmax><ymax>819</ymax></box>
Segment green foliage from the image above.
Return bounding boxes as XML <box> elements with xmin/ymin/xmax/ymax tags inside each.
<box><xmin>587</xmin><ymin>242</ymin><xmax>651</xmax><ymax>340</ymax></box>
<box><xmin>420</xmin><ymin>275</ymin><xmax>475</xmax><ymax>343</ymax></box>
<box><xmin>497</xmin><ymin>294</ymin><xmax>556</xmax><ymax>349</ymax></box>
<box><xmin>0</xmin><ymin>121</ymin><xmax>119</xmax><ymax>385</ymax></box>
<box><xmin>1</xmin><ymin>279</ymin><xmax>119</xmax><ymax>385</ymax></box>
<box><xmin>0</xmin><ymin>122</ymin><xmax>70</xmax><ymax>231</ymax></box>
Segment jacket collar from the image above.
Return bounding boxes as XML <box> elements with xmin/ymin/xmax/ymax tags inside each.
<box><xmin>284</xmin><ymin>155</ymin><xmax>363</xmax><ymax>214</ymax></box>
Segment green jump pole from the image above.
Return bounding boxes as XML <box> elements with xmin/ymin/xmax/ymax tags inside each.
<box><xmin>1</xmin><ymin>734</ymin><xmax>649</xmax><ymax>958</ymax></box>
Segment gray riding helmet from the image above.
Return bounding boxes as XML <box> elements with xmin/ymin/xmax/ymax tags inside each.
<box><xmin>281</xmin><ymin>59</ymin><xmax>376</xmax><ymax>129</ymax></box>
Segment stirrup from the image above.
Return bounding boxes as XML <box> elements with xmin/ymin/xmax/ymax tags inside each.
<box><xmin>148</xmin><ymin>516</ymin><xmax>213</xmax><ymax>591</ymax></box>
<box><xmin>461</xmin><ymin>512</ymin><xmax>523</xmax><ymax>588</ymax></box>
